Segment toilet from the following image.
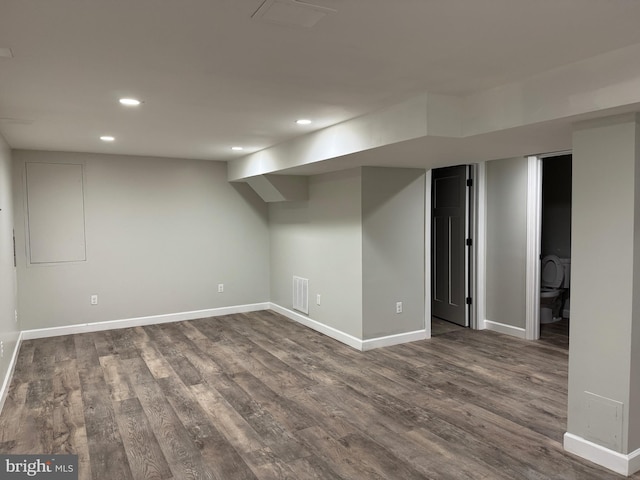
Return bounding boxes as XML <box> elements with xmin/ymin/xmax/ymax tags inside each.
<box><xmin>540</xmin><ymin>255</ymin><xmax>570</xmax><ymax>324</ymax></box>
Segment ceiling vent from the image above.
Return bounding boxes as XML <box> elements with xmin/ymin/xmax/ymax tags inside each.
<box><xmin>252</xmin><ymin>0</ymin><xmax>336</xmax><ymax>28</ymax></box>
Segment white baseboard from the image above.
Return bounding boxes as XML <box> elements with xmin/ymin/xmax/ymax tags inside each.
<box><xmin>269</xmin><ymin>303</ymin><xmax>364</xmax><ymax>350</ymax></box>
<box><xmin>484</xmin><ymin>319</ymin><xmax>526</xmax><ymax>339</ymax></box>
<box><xmin>564</xmin><ymin>432</ymin><xmax>640</xmax><ymax>476</ymax></box>
<box><xmin>361</xmin><ymin>330</ymin><xmax>428</xmax><ymax>351</ymax></box>
<box><xmin>0</xmin><ymin>331</ymin><xmax>23</xmax><ymax>416</ymax></box>
<box><xmin>21</xmin><ymin>303</ymin><xmax>270</xmax><ymax>340</ymax></box>
<box><xmin>630</xmin><ymin>449</ymin><xmax>640</xmax><ymax>476</ymax></box>
<box><xmin>269</xmin><ymin>303</ymin><xmax>427</xmax><ymax>351</ymax></box>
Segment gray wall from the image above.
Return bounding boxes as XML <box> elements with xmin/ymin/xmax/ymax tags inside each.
<box><xmin>269</xmin><ymin>169</ymin><xmax>363</xmax><ymax>338</ymax></box>
<box><xmin>13</xmin><ymin>150</ymin><xmax>270</xmax><ymax>330</ymax></box>
<box><xmin>362</xmin><ymin>167</ymin><xmax>425</xmax><ymax>339</ymax></box>
<box><xmin>568</xmin><ymin>114</ymin><xmax>640</xmax><ymax>454</ymax></box>
<box><xmin>485</xmin><ymin>157</ymin><xmax>528</xmax><ymax>329</ymax></box>
<box><xmin>631</xmin><ymin>118</ymin><xmax>640</xmax><ymax>455</ymax></box>
<box><xmin>0</xmin><ymin>135</ymin><xmax>19</xmax><ymax>394</ymax></box>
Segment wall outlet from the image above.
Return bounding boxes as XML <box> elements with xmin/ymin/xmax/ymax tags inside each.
<box><xmin>90</xmin><ymin>294</ymin><xmax>98</xmax><ymax>305</ymax></box>
<box><xmin>0</xmin><ymin>341</ymin><xmax>4</xmax><ymax>358</ymax></box>
<box><xmin>218</xmin><ymin>284</ymin><xmax>224</xmax><ymax>293</ymax></box>
<box><xmin>14</xmin><ymin>310</ymin><xmax>17</xmax><ymax>323</ymax></box>
<box><xmin>396</xmin><ymin>301</ymin><xmax>403</xmax><ymax>314</ymax></box>
<box><xmin>316</xmin><ymin>294</ymin><xmax>321</xmax><ymax>306</ymax></box>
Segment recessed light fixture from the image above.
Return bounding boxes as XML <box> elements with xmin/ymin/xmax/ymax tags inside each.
<box><xmin>296</xmin><ymin>119</ymin><xmax>312</xmax><ymax>125</ymax></box>
<box><xmin>119</xmin><ymin>98</ymin><xmax>141</xmax><ymax>106</ymax></box>
<box><xmin>100</xmin><ymin>135</ymin><xmax>115</xmax><ymax>142</ymax></box>
<box><xmin>231</xmin><ymin>146</ymin><xmax>244</xmax><ymax>151</ymax></box>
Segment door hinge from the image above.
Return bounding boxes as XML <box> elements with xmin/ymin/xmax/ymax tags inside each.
<box><xmin>466</xmin><ymin>238</ymin><xmax>473</xmax><ymax>247</ymax></box>
<box><xmin>466</xmin><ymin>297</ymin><xmax>473</xmax><ymax>305</ymax></box>
<box><xmin>466</xmin><ymin>178</ymin><xmax>473</xmax><ymax>187</ymax></box>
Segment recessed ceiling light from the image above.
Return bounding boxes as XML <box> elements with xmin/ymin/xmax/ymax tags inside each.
<box><xmin>119</xmin><ymin>98</ymin><xmax>141</xmax><ymax>106</ymax></box>
<box><xmin>100</xmin><ymin>135</ymin><xmax>115</xmax><ymax>142</ymax></box>
<box><xmin>296</xmin><ymin>119</ymin><xmax>312</xmax><ymax>125</ymax></box>
<box><xmin>231</xmin><ymin>146</ymin><xmax>244</xmax><ymax>151</ymax></box>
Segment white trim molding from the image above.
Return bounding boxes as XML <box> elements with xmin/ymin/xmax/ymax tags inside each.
<box><xmin>0</xmin><ymin>332</ymin><xmax>23</xmax><ymax>415</ymax></box>
<box><xmin>484</xmin><ymin>319</ymin><xmax>526</xmax><ymax>339</ymax></box>
<box><xmin>21</xmin><ymin>303</ymin><xmax>270</xmax><ymax>340</ymax></box>
<box><xmin>361</xmin><ymin>330</ymin><xmax>428</xmax><ymax>351</ymax></box>
<box><xmin>424</xmin><ymin>168</ymin><xmax>432</xmax><ymax>339</ymax></box>
<box><xmin>564</xmin><ymin>432</ymin><xmax>640</xmax><ymax>476</ymax></box>
<box><xmin>269</xmin><ymin>303</ymin><xmax>428</xmax><ymax>351</ymax></box>
<box><xmin>475</xmin><ymin>161</ymin><xmax>487</xmax><ymax>330</ymax></box>
<box><xmin>525</xmin><ymin>155</ymin><xmax>542</xmax><ymax>340</ymax></box>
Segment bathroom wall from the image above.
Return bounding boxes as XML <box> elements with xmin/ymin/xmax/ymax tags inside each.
<box><xmin>542</xmin><ymin>155</ymin><xmax>572</xmax><ymax>259</ymax></box>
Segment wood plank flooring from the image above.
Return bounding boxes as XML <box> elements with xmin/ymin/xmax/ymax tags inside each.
<box><xmin>431</xmin><ymin>317</ymin><xmax>464</xmax><ymax>337</ymax></box>
<box><xmin>0</xmin><ymin>311</ymin><xmax>632</xmax><ymax>479</ymax></box>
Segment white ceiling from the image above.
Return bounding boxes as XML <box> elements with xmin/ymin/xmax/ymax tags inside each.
<box><xmin>2</xmin><ymin>0</ymin><xmax>640</xmax><ymax>164</ymax></box>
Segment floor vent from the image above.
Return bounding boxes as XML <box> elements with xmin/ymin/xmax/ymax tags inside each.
<box><xmin>293</xmin><ymin>276</ymin><xmax>309</xmax><ymax>314</ymax></box>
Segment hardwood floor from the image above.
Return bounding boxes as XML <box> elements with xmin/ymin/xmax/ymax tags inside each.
<box><xmin>0</xmin><ymin>311</ymin><xmax>631</xmax><ymax>479</ymax></box>
<box><xmin>431</xmin><ymin>317</ymin><xmax>464</xmax><ymax>336</ymax></box>
<box><xmin>540</xmin><ymin>318</ymin><xmax>570</xmax><ymax>349</ymax></box>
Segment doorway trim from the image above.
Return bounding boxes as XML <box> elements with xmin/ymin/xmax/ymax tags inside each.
<box><xmin>425</xmin><ymin>169</ymin><xmax>432</xmax><ymax>338</ymax></box>
<box><xmin>475</xmin><ymin>162</ymin><xmax>486</xmax><ymax>330</ymax></box>
<box><xmin>525</xmin><ymin>156</ymin><xmax>542</xmax><ymax>340</ymax></box>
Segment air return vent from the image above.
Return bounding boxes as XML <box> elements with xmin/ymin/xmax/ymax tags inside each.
<box><xmin>293</xmin><ymin>276</ymin><xmax>309</xmax><ymax>314</ymax></box>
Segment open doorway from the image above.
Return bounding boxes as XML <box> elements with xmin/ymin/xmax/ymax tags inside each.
<box><xmin>526</xmin><ymin>152</ymin><xmax>572</xmax><ymax>342</ymax></box>
<box><xmin>430</xmin><ymin>164</ymin><xmax>475</xmax><ymax>334</ymax></box>
<box><xmin>539</xmin><ymin>154</ymin><xmax>572</xmax><ymax>346</ymax></box>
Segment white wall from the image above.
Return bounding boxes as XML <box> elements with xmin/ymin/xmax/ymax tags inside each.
<box><xmin>269</xmin><ymin>169</ymin><xmax>363</xmax><ymax>338</ymax></box>
<box><xmin>362</xmin><ymin>167</ymin><xmax>425</xmax><ymax>339</ymax></box>
<box><xmin>485</xmin><ymin>157</ymin><xmax>528</xmax><ymax>329</ymax></box>
<box><xmin>13</xmin><ymin>150</ymin><xmax>270</xmax><ymax>330</ymax></box>
<box><xmin>0</xmin><ymin>135</ymin><xmax>19</xmax><ymax>399</ymax></box>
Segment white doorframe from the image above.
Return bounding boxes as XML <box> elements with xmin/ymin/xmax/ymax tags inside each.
<box><xmin>475</xmin><ymin>162</ymin><xmax>487</xmax><ymax>330</ymax></box>
<box><xmin>525</xmin><ymin>156</ymin><xmax>542</xmax><ymax>340</ymax></box>
<box><xmin>425</xmin><ymin>169</ymin><xmax>432</xmax><ymax>338</ymax></box>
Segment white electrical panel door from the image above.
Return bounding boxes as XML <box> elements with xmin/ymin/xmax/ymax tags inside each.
<box><xmin>26</xmin><ymin>162</ymin><xmax>86</xmax><ymax>264</ymax></box>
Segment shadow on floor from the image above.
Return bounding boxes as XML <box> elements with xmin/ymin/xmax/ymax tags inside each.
<box><xmin>539</xmin><ymin>318</ymin><xmax>569</xmax><ymax>349</ymax></box>
<box><xmin>431</xmin><ymin>317</ymin><xmax>465</xmax><ymax>336</ymax></box>
<box><xmin>432</xmin><ymin>316</ymin><xmax>570</xmax><ymax>351</ymax></box>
